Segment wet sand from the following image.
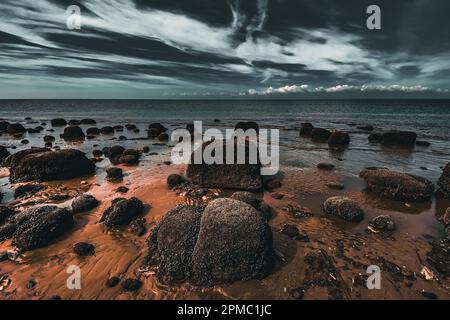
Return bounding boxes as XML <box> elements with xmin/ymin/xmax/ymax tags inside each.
<box><xmin>1</xmin><ymin>163</ymin><xmax>448</xmax><ymax>300</ymax></box>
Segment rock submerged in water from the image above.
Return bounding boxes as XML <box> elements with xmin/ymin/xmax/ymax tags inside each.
<box><xmin>300</xmin><ymin>123</ymin><xmax>314</xmax><ymax>137</ymax></box>
<box><xmin>71</xmin><ymin>194</ymin><xmax>99</xmax><ymax>214</ymax></box>
<box><xmin>51</xmin><ymin>118</ymin><xmax>67</xmax><ymax>127</ymax></box>
<box><xmin>106</xmin><ymin>167</ymin><xmax>123</xmax><ymax>181</ymax></box>
<box><xmin>438</xmin><ymin>163</ymin><xmax>450</xmax><ymax>199</ymax></box>
<box><xmin>12</xmin><ymin>206</ymin><xmax>74</xmax><ymax>251</ymax></box>
<box><xmin>100</xmin><ymin>197</ymin><xmax>144</xmax><ymax>227</ymax></box>
<box><xmin>61</xmin><ymin>126</ymin><xmax>85</xmax><ymax>140</ymax></box>
<box><xmin>7</xmin><ymin>148</ymin><xmax>95</xmax><ymax>183</ymax></box>
<box><xmin>147</xmin><ymin>198</ymin><xmax>273</xmax><ymax>286</ymax></box>
<box><xmin>369</xmin><ymin>130</ymin><xmax>417</xmax><ymax>148</ymax></box>
<box><xmin>368</xmin><ymin>215</ymin><xmax>396</xmax><ymax>233</ymax></box>
<box><xmin>186</xmin><ymin>140</ymin><xmax>262</xmax><ymax>191</ymax></box>
<box><xmin>7</xmin><ymin>123</ymin><xmax>26</xmax><ymax>134</ymax></box>
<box><xmin>311</xmin><ymin>128</ymin><xmax>331</xmax><ymax>142</ymax></box>
<box><xmin>323</xmin><ymin>196</ymin><xmax>364</xmax><ymax>222</ymax></box>
<box><xmin>328</xmin><ymin>131</ymin><xmax>350</xmax><ymax>148</ymax></box>
<box><xmin>360</xmin><ymin>168</ymin><xmax>434</xmax><ymax>201</ymax></box>
<box><xmin>317</xmin><ymin>162</ymin><xmax>335</xmax><ymax>171</ymax></box>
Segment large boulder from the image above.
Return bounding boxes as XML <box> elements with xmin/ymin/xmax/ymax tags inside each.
<box><xmin>147</xmin><ymin>205</ymin><xmax>203</xmax><ymax>284</ymax></box>
<box><xmin>328</xmin><ymin>131</ymin><xmax>350</xmax><ymax>148</ymax></box>
<box><xmin>11</xmin><ymin>206</ymin><xmax>74</xmax><ymax>251</ymax></box>
<box><xmin>186</xmin><ymin>140</ymin><xmax>262</xmax><ymax>191</ymax></box>
<box><xmin>438</xmin><ymin>163</ymin><xmax>450</xmax><ymax>199</ymax></box>
<box><xmin>323</xmin><ymin>196</ymin><xmax>364</xmax><ymax>222</ymax></box>
<box><xmin>71</xmin><ymin>194</ymin><xmax>99</xmax><ymax>214</ymax></box>
<box><xmin>191</xmin><ymin>198</ymin><xmax>273</xmax><ymax>285</ymax></box>
<box><xmin>381</xmin><ymin>130</ymin><xmax>416</xmax><ymax>148</ymax></box>
<box><xmin>2</xmin><ymin>148</ymin><xmax>49</xmax><ymax>168</ymax></box>
<box><xmin>61</xmin><ymin>126</ymin><xmax>85</xmax><ymax>140</ymax></box>
<box><xmin>100</xmin><ymin>197</ymin><xmax>144</xmax><ymax>227</ymax></box>
<box><xmin>8</xmin><ymin>149</ymin><xmax>95</xmax><ymax>183</ymax></box>
<box><xmin>360</xmin><ymin>168</ymin><xmax>434</xmax><ymax>201</ymax></box>
<box><xmin>311</xmin><ymin>128</ymin><xmax>332</xmax><ymax>142</ymax></box>
<box><xmin>6</xmin><ymin>123</ymin><xmax>26</xmax><ymax>134</ymax></box>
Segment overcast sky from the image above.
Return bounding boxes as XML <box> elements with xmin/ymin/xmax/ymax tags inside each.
<box><xmin>1</xmin><ymin>0</ymin><xmax>450</xmax><ymax>99</ymax></box>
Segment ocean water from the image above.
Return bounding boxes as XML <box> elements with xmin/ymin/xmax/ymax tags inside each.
<box><xmin>0</xmin><ymin>99</ymin><xmax>449</xmax><ymax>182</ymax></box>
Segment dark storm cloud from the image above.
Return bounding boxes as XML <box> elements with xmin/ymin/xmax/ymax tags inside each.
<box><xmin>0</xmin><ymin>0</ymin><xmax>449</xmax><ymax>98</ymax></box>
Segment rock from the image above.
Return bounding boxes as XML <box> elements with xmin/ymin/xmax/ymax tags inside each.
<box><xmin>360</xmin><ymin>168</ymin><xmax>434</xmax><ymax>201</ymax></box>
<box><xmin>147</xmin><ymin>205</ymin><xmax>203</xmax><ymax>284</ymax></box>
<box><xmin>80</xmin><ymin>119</ymin><xmax>96</xmax><ymax>125</ymax></box>
<box><xmin>26</xmin><ymin>128</ymin><xmax>39</xmax><ymax>134</ymax></box>
<box><xmin>186</xmin><ymin>140</ymin><xmax>262</xmax><ymax>191</ymax></box>
<box><xmin>105</xmin><ymin>277</ymin><xmax>120</xmax><ymax>288</ymax></box>
<box><xmin>43</xmin><ymin>135</ymin><xmax>55</xmax><ymax>142</ymax></box>
<box><xmin>86</xmin><ymin>127</ymin><xmax>100</xmax><ymax>135</ymax></box>
<box><xmin>311</xmin><ymin>128</ymin><xmax>332</xmax><ymax>142</ymax></box>
<box><xmin>427</xmin><ymin>238</ymin><xmax>449</xmax><ymax>277</ymax></box>
<box><xmin>68</xmin><ymin>120</ymin><xmax>80</xmax><ymax>126</ymax></box>
<box><xmin>439</xmin><ymin>208</ymin><xmax>450</xmax><ymax>227</ymax></box>
<box><xmin>100</xmin><ymin>197</ymin><xmax>144</xmax><ymax>227</ymax></box>
<box><xmin>8</xmin><ymin>149</ymin><xmax>95</xmax><ymax>183</ymax></box>
<box><xmin>148</xmin><ymin>123</ymin><xmax>168</xmax><ymax>138</ymax></box>
<box><xmin>73</xmin><ymin>242</ymin><xmax>95</xmax><ymax>256</ymax></box>
<box><xmin>230</xmin><ymin>191</ymin><xmax>261</xmax><ymax>209</ymax></box>
<box><xmin>125</xmin><ymin>124</ymin><xmax>137</xmax><ymax>130</ymax></box>
<box><xmin>61</xmin><ymin>126</ymin><xmax>85</xmax><ymax>140</ymax></box>
<box><xmin>103</xmin><ymin>145</ymin><xmax>125</xmax><ymax>157</ymax></box>
<box><xmin>0</xmin><ymin>146</ymin><xmax>10</xmax><ymax>163</ymax></box>
<box><xmin>100</xmin><ymin>126</ymin><xmax>114</xmax><ymax>134</ymax></box>
<box><xmin>323</xmin><ymin>196</ymin><xmax>364</xmax><ymax>222</ymax></box>
<box><xmin>328</xmin><ymin>131</ymin><xmax>350</xmax><ymax>148</ymax></box>
<box><xmin>264</xmin><ymin>177</ymin><xmax>282</xmax><ymax>190</ymax></box>
<box><xmin>114</xmin><ymin>125</ymin><xmax>124</xmax><ymax>131</ymax></box>
<box><xmin>6</xmin><ymin>123</ymin><xmax>26</xmax><ymax>134</ymax></box>
<box><xmin>381</xmin><ymin>130</ymin><xmax>417</xmax><ymax>148</ymax></box>
<box><xmin>357</xmin><ymin>125</ymin><xmax>374</xmax><ymax>131</ymax></box>
<box><xmin>0</xmin><ymin>251</ymin><xmax>8</xmax><ymax>262</ymax></box>
<box><xmin>157</xmin><ymin>132</ymin><xmax>169</xmax><ymax>142</ymax></box>
<box><xmin>12</xmin><ymin>206</ymin><xmax>74</xmax><ymax>251</ymax></box>
<box><xmin>421</xmin><ymin>290</ymin><xmax>438</xmax><ymax>300</ymax></box>
<box><xmin>167</xmin><ymin>174</ymin><xmax>184</xmax><ymax>189</ymax></box>
<box><xmin>280</xmin><ymin>224</ymin><xmax>309</xmax><ymax>241</ymax></box>
<box><xmin>191</xmin><ymin>198</ymin><xmax>273</xmax><ymax>285</ymax></box>
<box><xmin>0</xmin><ymin>222</ymin><xmax>17</xmax><ymax>241</ymax></box>
<box><xmin>282</xmin><ymin>203</ymin><xmax>312</xmax><ymax>218</ymax></box>
<box><xmin>92</xmin><ymin>149</ymin><xmax>103</xmax><ymax>158</ymax></box>
<box><xmin>235</xmin><ymin>121</ymin><xmax>259</xmax><ymax>134</ymax></box>
<box><xmin>326</xmin><ymin>182</ymin><xmax>345</xmax><ymax>190</ymax></box>
<box><xmin>51</xmin><ymin>118</ymin><xmax>67</xmax><ymax>126</ymax></box>
<box><xmin>300</xmin><ymin>123</ymin><xmax>314</xmax><ymax>137</ymax></box>
<box><xmin>368</xmin><ymin>215</ymin><xmax>396</xmax><ymax>232</ymax></box>
<box><xmin>438</xmin><ymin>163</ymin><xmax>450</xmax><ymax>199</ymax></box>
<box><xmin>368</xmin><ymin>131</ymin><xmax>384</xmax><ymax>143</ymax></box>
<box><xmin>142</xmin><ymin>146</ymin><xmax>150</xmax><ymax>153</ymax></box>
<box><xmin>0</xmin><ymin>206</ymin><xmax>15</xmax><ymax>225</ymax></box>
<box><xmin>116</xmin><ymin>186</ymin><xmax>129</xmax><ymax>193</ymax></box>
<box><xmin>317</xmin><ymin>162</ymin><xmax>335</xmax><ymax>170</ymax></box>
<box><xmin>72</xmin><ymin>194</ymin><xmax>99</xmax><ymax>214</ymax></box>
<box><xmin>106</xmin><ymin>167</ymin><xmax>123</xmax><ymax>181</ymax></box>
<box><xmin>26</xmin><ymin>279</ymin><xmax>37</xmax><ymax>289</ymax></box>
<box><xmin>121</xmin><ymin>279</ymin><xmax>142</xmax><ymax>292</ymax></box>
<box><xmin>128</xmin><ymin>218</ymin><xmax>146</xmax><ymax>236</ymax></box>
<box><xmin>118</xmin><ymin>154</ymin><xmax>139</xmax><ymax>165</ymax></box>
<box><xmin>0</xmin><ymin>121</ymin><xmax>10</xmax><ymax>132</ymax></box>
<box><xmin>2</xmin><ymin>148</ymin><xmax>50</xmax><ymax>168</ymax></box>
<box><xmin>416</xmin><ymin>141</ymin><xmax>431</xmax><ymax>147</ymax></box>
<box><xmin>14</xmin><ymin>184</ymin><xmax>45</xmax><ymax>199</ymax></box>
<box><xmin>44</xmin><ymin>142</ymin><xmax>53</xmax><ymax>148</ymax></box>
<box><xmin>214</xmin><ymin>119</ymin><xmax>220</xmax><ymax>123</ymax></box>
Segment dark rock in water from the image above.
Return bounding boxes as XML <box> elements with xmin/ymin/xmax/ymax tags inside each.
<box><xmin>128</xmin><ymin>218</ymin><xmax>146</xmax><ymax>236</ymax></box>
<box><xmin>186</xmin><ymin>140</ymin><xmax>262</xmax><ymax>191</ymax></box>
<box><xmin>44</xmin><ymin>142</ymin><xmax>53</xmax><ymax>148</ymax></box>
<box><xmin>118</xmin><ymin>154</ymin><xmax>139</xmax><ymax>165</ymax></box>
<box><xmin>147</xmin><ymin>205</ymin><xmax>203</xmax><ymax>284</ymax></box>
<box><xmin>317</xmin><ymin>162</ymin><xmax>335</xmax><ymax>170</ymax></box>
<box><xmin>311</xmin><ymin>128</ymin><xmax>331</xmax><ymax>142</ymax></box>
<box><xmin>323</xmin><ymin>196</ymin><xmax>364</xmax><ymax>222</ymax></box>
<box><xmin>7</xmin><ymin>123</ymin><xmax>26</xmax><ymax>134</ymax></box>
<box><xmin>106</xmin><ymin>167</ymin><xmax>123</xmax><ymax>181</ymax></box>
<box><xmin>0</xmin><ymin>146</ymin><xmax>10</xmax><ymax>163</ymax></box>
<box><xmin>328</xmin><ymin>131</ymin><xmax>350</xmax><ymax>148</ymax></box>
<box><xmin>357</xmin><ymin>125</ymin><xmax>374</xmax><ymax>131</ymax></box>
<box><xmin>360</xmin><ymin>168</ymin><xmax>434</xmax><ymax>201</ymax></box>
<box><xmin>43</xmin><ymin>135</ymin><xmax>55</xmax><ymax>142</ymax></box>
<box><xmin>157</xmin><ymin>132</ymin><xmax>169</xmax><ymax>142</ymax></box>
<box><xmin>68</xmin><ymin>120</ymin><xmax>80</xmax><ymax>126</ymax></box>
<box><xmin>103</xmin><ymin>145</ymin><xmax>125</xmax><ymax>159</ymax></box>
<box><xmin>12</xmin><ymin>133</ymin><xmax>23</xmax><ymax>139</ymax></box>
<box><xmin>167</xmin><ymin>174</ymin><xmax>184</xmax><ymax>189</ymax></box>
<box><xmin>280</xmin><ymin>224</ymin><xmax>309</xmax><ymax>242</ymax></box>
<box><xmin>381</xmin><ymin>130</ymin><xmax>416</xmax><ymax>148</ymax></box>
<box><xmin>51</xmin><ymin>118</ymin><xmax>67</xmax><ymax>127</ymax></box>
<box><xmin>86</xmin><ymin>127</ymin><xmax>100</xmax><ymax>135</ymax></box>
<box><xmin>73</xmin><ymin>242</ymin><xmax>95</xmax><ymax>256</ymax></box>
<box><xmin>264</xmin><ymin>177</ymin><xmax>282</xmax><ymax>190</ymax></box>
<box><xmin>326</xmin><ymin>182</ymin><xmax>345</xmax><ymax>190</ymax></box>
<box><xmin>438</xmin><ymin>163</ymin><xmax>450</xmax><ymax>199</ymax></box>
<box><xmin>61</xmin><ymin>125</ymin><xmax>85</xmax><ymax>140</ymax></box>
<box><xmin>26</xmin><ymin>128</ymin><xmax>39</xmax><ymax>134</ymax></box>
<box><xmin>235</xmin><ymin>121</ymin><xmax>259</xmax><ymax>134</ymax></box>
<box><xmin>114</xmin><ymin>125</ymin><xmax>124</xmax><ymax>131</ymax></box>
<box><xmin>149</xmin><ymin>123</ymin><xmax>168</xmax><ymax>133</ymax></box>
<box><xmin>100</xmin><ymin>126</ymin><xmax>114</xmax><ymax>134</ymax></box>
<box><xmin>368</xmin><ymin>215</ymin><xmax>396</xmax><ymax>232</ymax></box>
<box><xmin>368</xmin><ymin>131</ymin><xmax>383</xmax><ymax>143</ymax></box>
<box><xmin>0</xmin><ymin>206</ymin><xmax>15</xmax><ymax>225</ymax></box>
<box><xmin>100</xmin><ymin>197</ymin><xmax>144</xmax><ymax>227</ymax></box>
<box><xmin>80</xmin><ymin>119</ymin><xmax>96</xmax><ymax>125</ymax></box>
<box><xmin>72</xmin><ymin>194</ymin><xmax>99</xmax><ymax>214</ymax></box>
<box><xmin>416</xmin><ymin>140</ymin><xmax>431</xmax><ymax>147</ymax></box>
<box><xmin>14</xmin><ymin>184</ymin><xmax>45</xmax><ymax>199</ymax></box>
<box><xmin>148</xmin><ymin>128</ymin><xmax>161</xmax><ymax>138</ymax></box>
<box><xmin>142</xmin><ymin>146</ymin><xmax>150</xmax><ymax>153</ymax></box>
<box><xmin>214</xmin><ymin>119</ymin><xmax>220</xmax><ymax>123</ymax></box>
<box><xmin>105</xmin><ymin>277</ymin><xmax>120</xmax><ymax>288</ymax></box>
<box><xmin>116</xmin><ymin>186</ymin><xmax>129</xmax><ymax>193</ymax></box>
<box><xmin>0</xmin><ymin>121</ymin><xmax>10</xmax><ymax>132</ymax></box>
<box><xmin>8</xmin><ymin>149</ymin><xmax>95</xmax><ymax>183</ymax></box>
<box><xmin>125</xmin><ymin>124</ymin><xmax>137</xmax><ymax>130</ymax></box>
<box><xmin>12</xmin><ymin>206</ymin><xmax>74</xmax><ymax>251</ymax></box>
<box><xmin>121</xmin><ymin>278</ymin><xmax>142</xmax><ymax>292</ymax></box>
<box><xmin>191</xmin><ymin>198</ymin><xmax>273</xmax><ymax>285</ymax></box>
<box><xmin>92</xmin><ymin>149</ymin><xmax>103</xmax><ymax>158</ymax></box>
<box><xmin>300</xmin><ymin>123</ymin><xmax>314</xmax><ymax>137</ymax></box>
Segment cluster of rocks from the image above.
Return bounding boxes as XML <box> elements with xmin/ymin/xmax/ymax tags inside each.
<box><xmin>368</xmin><ymin>130</ymin><xmax>417</xmax><ymax>149</ymax></box>
<box><xmin>146</xmin><ymin>196</ymin><xmax>274</xmax><ymax>285</ymax></box>
<box><xmin>148</xmin><ymin>123</ymin><xmax>169</xmax><ymax>141</ymax></box>
<box><xmin>102</xmin><ymin>146</ymin><xmax>141</xmax><ymax>165</ymax></box>
<box><xmin>300</xmin><ymin>123</ymin><xmax>350</xmax><ymax>149</ymax></box>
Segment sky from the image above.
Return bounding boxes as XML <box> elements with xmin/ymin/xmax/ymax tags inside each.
<box><xmin>0</xmin><ymin>0</ymin><xmax>450</xmax><ymax>99</ymax></box>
